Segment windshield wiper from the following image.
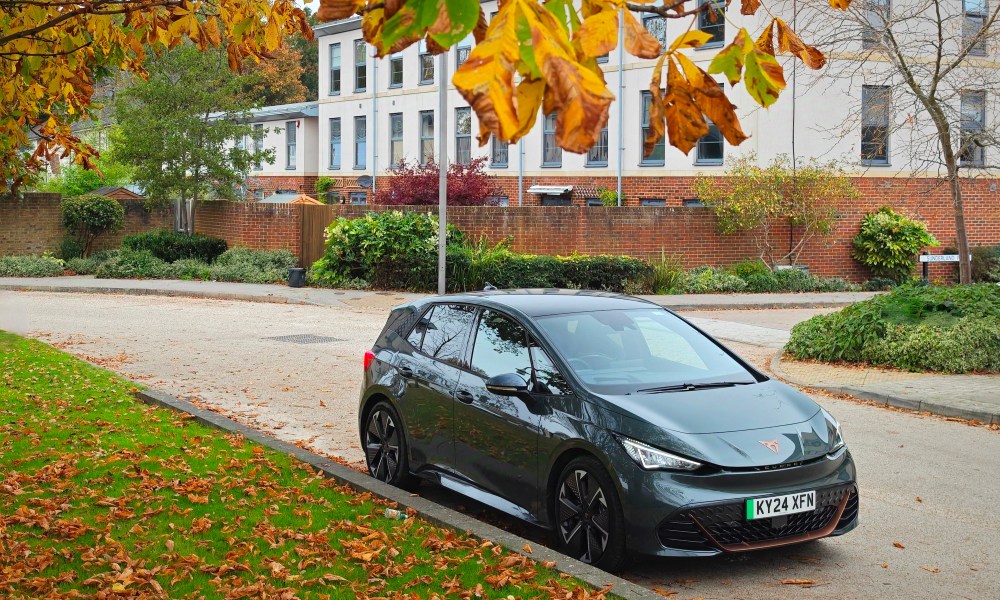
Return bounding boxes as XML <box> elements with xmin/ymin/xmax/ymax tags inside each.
<box><xmin>636</xmin><ymin>381</ymin><xmax>755</xmax><ymax>394</ymax></box>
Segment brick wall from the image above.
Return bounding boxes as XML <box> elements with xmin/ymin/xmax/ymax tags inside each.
<box><xmin>0</xmin><ymin>193</ymin><xmax>173</xmax><ymax>256</ymax></box>
<box><xmin>195</xmin><ymin>201</ymin><xmax>301</xmax><ymax>256</ymax></box>
<box><xmin>181</xmin><ymin>175</ymin><xmax>1000</xmax><ymax>282</ymax></box>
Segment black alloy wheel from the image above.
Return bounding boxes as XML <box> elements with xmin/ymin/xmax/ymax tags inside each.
<box><xmin>364</xmin><ymin>401</ymin><xmax>415</xmax><ymax>488</ymax></box>
<box><xmin>555</xmin><ymin>456</ymin><xmax>626</xmax><ymax>571</ymax></box>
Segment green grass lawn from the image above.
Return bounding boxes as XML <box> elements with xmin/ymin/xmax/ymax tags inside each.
<box><xmin>0</xmin><ymin>331</ymin><xmax>609</xmax><ymax>599</ymax></box>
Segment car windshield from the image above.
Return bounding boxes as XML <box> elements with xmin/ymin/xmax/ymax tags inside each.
<box><xmin>534</xmin><ymin>308</ymin><xmax>758</xmax><ymax>394</ymax></box>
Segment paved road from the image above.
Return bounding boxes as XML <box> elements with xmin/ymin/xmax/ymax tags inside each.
<box><xmin>2</xmin><ymin>291</ymin><xmax>997</xmax><ymax>599</ymax></box>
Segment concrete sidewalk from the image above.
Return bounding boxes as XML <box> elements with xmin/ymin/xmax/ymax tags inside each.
<box><xmin>0</xmin><ymin>275</ymin><xmax>878</xmax><ymax>309</ymax></box>
<box><xmin>771</xmin><ymin>353</ymin><xmax>1000</xmax><ymax>426</ymax></box>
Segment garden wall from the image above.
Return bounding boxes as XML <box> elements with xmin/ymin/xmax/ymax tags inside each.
<box><xmin>191</xmin><ymin>176</ymin><xmax>1000</xmax><ymax>281</ymax></box>
<box><xmin>0</xmin><ymin>193</ymin><xmax>173</xmax><ymax>257</ymax></box>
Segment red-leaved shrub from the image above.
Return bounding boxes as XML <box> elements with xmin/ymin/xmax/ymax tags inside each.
<box><xmin>374</xmin><ymin>157</ymin><xmax>502</xmax><ymax>206</ymax></box>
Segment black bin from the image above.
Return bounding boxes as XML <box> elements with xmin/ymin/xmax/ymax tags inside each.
<box><xmin>287</xmin><ymin>267</ymin><xmax>306</xmax><ymax>288</ymax></box>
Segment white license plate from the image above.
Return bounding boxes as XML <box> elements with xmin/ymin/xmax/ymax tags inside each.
<box><xmin>746</xmin><ymin>491</ymin><xmax>816</xmax><ymax>520</ymax></box>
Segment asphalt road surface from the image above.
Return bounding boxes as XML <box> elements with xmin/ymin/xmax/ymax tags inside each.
<box><xmin>2</xmin><ymin>291</ymin><xmax>998</xmax><ymax>599</ymax></box>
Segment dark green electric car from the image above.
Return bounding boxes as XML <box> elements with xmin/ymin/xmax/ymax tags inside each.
<box><xmin>359</xmin><ymin>290</ymin><xmax>858</xmax><ymax>571</ymax></box>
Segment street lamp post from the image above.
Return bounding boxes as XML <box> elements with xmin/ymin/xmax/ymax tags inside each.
<box><xmin>437</xmin><ymin>51</ymin><xmax>448</xmax><ymax>295</ymax></box>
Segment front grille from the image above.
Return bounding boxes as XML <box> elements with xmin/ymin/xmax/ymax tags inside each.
<box><xmin>686</xmin><ymin>484</ymin><xmax>852</xmax><ymax>549</ymax></box>
<box><xmin>656</xmin><ymin>515</ymin><xmax>715</xmax><ymax>551</ymax></box>
<box><xmin>835</xmin><ymin>487</ymin><xmax>859</xmax><ymax>531</ymax></box>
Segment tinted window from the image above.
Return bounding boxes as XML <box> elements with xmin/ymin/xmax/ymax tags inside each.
<box><xmin>419</xmin><ymin>304</ymin><xmax>475</xmax><ymax>366</ymax></box>
<box><xmin>470</xmin><ymin>310</ymin><xmax>531</xmax><ymax>381</ymax></box>
<box><xmin>530</xmin><ymin>343</ymin><xmax>573</xmax><ymax>395</ymax></box>
<box><xmin>535</xmin><ymin>308</ymin><xmax>756</xmax><ymax>394</ymax></box>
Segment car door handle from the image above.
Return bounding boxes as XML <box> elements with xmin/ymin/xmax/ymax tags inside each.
<box><xmin>455</xmin><ymin>390</ymin><xmax>475</xmax><ymax>404</ymax></box>
<box><xmin>398</xmin><ymin>366</ymin><xmax>414</xmax><ymax>379</ymax></box>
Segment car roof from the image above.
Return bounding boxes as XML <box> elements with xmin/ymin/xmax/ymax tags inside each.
<box><xmin>413</xmin><ymin>289</ymin><xmax>659</xmax><ymax>318</ymax></box>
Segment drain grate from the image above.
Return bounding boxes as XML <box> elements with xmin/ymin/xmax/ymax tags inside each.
<box><xmin>264</xmin><ymin>334</ymin><xmax>342</xmax><ymax>344</ymax></box>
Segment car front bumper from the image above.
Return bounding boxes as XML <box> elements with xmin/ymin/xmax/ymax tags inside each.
<box><xmin>616</xmin><ymin>447</ymin><xmax>858</xmax><ymax>557</ymax></box>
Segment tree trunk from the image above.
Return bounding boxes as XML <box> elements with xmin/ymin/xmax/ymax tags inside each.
<box><xmin>949</xmin><ymin>174</ymin><xmax>972</xmax><ymax>283</ymax></box>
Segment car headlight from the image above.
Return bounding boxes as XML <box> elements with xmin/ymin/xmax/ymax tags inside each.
<box><xmin>823</xmin><ymin>410</ymin><xmax>845</xmax><ymax>451</ymax></box>
<box><xmin>616</xmin><ymin>436</ymin><xmax>702</xmax><ymax>471</ymax></box>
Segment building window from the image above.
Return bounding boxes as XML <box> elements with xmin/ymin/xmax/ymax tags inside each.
<box><xmin>641</xmin><ymin>199</ymin><xmax>666</xmax><ymax>207</ymax></box>
<box><xmin>419</xmin><ymin>110</ymin><xmax>434</xmax><ymax>166</ymax></box>
<box><xmin>698</xmin><ymin>0</ymin><xmax>725</xmax><ymax>47</ymax></box>
<box><xmin>329</xmin><ymin>43</ymin><xmax>341</xmax><ymax>95</ymax></box>
<box><xmin>419</xmin><ymin>40</ymin><xmax>434</xmax><ymax>84</ymax></box>
<box><xmin>960</xmin><ymin>90</ymin><xmax>986</xmax><ymax>167</ymax></box>
<box><xmin>455</xmin><ymin>107</ymin><xmax>472</xmax><ymax>165</ymax></box>
<box><xmin>354</xmin><ymin>39</ymin><xmax>366</xmax><ymax>92</ymax></box>
<box><xmin>641</xmin><ymin>91</ymin><xmax>665</xmax><ymax>165</ymax></box>
<box><xmin>389</xmin><ymin>52</ymin><xmax>403</xmax><ymax>88</ymax></box>
<box><xmin>456</xmin><ymin>39</ymin><xmax>472</xmax><ymax>68</ymax></box>
<box><xmin>389</xmin><ymin>112</ymin><xmax>403</xmax><ymax>167</ymax></box>
<box><xmin>252</xmin><ymin>123</ymin><xmax>264</xmax><ymax>170</ymax></box>
<box><xmin>861</xmin><ymin>85</ymin><xmax>891</xmax><ymax>164</ymax></box>
<box><xmin>862</xmin><ymin>0</ymin><xmax>890</xmax><ymax>49</ymax></box>
<box><xmin>643</xmin><ymin>15</ymin><xmax>667</xmax><ymax>48</ymax></box>
<box><xmin>253</xmin><ymin>188</ymin><xmax>264</xmax><ymax>201</ymax></box>
<box><xmin>329</xmin><ymin>118</ymin><xmax>341</xmax><ymax>169</ymax></box>
<box><xmin>964</xmin><ymin>0</ymin><xmax>988</xmax><ymax>56</ymax></box>
<box><xmin>354</xmin><ymin>116</ymin><xmax>367</xmax><ymax>169</ymax></box>
<box><xmin>585</xmin><ymin>198</ymin><xmax>604</xmax><ymax>207</ymax></box>
<box><xmin>285</xmin><ymin>121</ymin><xmax>297</xmax><ymax>169</ymax></box>
<box><xmin>491</xmin><ymin>135</ymin><xmax>508</xmax><ymax>168</ymax></box>
<box><xmin>489</xmin><ymin>196</ymin><xmax>509</xmax><ymax>206</ymax></box>
<box><xmin>542</xmin><ymin>112</ymin><xmax>561</xmax><ymax>167</ymax></box>
<box><xmin>586</xmin><ymin>126</ymin><xmax>609</xmax><ymax>166</ymax></box>
<box><xmin>597</xmin><ymin>53</ymin><xmax>609</xmax><ymax>64</ymax></box>
<box><xmin>349</xmin><ymin>191</ymin><xmax>367</xmax><ymax>205</ymax></box>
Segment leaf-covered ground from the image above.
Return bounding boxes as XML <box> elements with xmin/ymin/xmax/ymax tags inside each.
<box><xmin>0</xmin><ymin>331</ymin><xmax>610</xmax><ymax>599</ymax></box>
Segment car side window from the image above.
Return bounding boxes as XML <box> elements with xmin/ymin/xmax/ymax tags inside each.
<box><xmin>470</xmin><ymin>310</ymin><xmax>532</xmax><ymax>381</ymax></box>
<box><xmin>418</xmin><ymin>304</ymin><xmax>476</xmax><ymax>366</ymax></box>
<box><xmin>529</xmin><ymin>343</ymin><xmax>573</xmax><ymax>395</ymax></box>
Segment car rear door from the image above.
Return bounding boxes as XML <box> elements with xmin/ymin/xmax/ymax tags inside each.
<box><xmin>454</xmin><ymin>309</ymin><xmax>543</xmax><ymax>514</ymax></box>
<box><xmin>395</xmin><ymin>303</ymin><xmax>475</xmax><ymax>471</ymax></box>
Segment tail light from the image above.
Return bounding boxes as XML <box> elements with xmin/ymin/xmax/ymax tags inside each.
<box><xmin>363</xmin><ymin>350</ymin><xmax>375</xmax><ymax>372</ymax></box>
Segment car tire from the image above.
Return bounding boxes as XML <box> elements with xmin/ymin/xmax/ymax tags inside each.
<box><xmin>554</xmin><ymin>456</ymin><xmax>626</xmax><ymax>572</ymax></box>
<box><xmin>363</xmin><ymin>401</ymin><xmax>417</xmax><ymax>489</ymax></box>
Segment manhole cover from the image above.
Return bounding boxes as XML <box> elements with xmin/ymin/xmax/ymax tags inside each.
<box><xmin>264</xmin><ymin>334</ymin><xmax>342</xmax><ymax>344</ymax></box>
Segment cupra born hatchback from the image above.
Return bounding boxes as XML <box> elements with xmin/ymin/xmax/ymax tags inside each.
<box><xmin>359</xmin><ymin>290</ymin><xmax>858</xmax><ymax>571</ymax></box>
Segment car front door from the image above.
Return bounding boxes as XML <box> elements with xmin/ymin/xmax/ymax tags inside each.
<box><xmin>394</xmin><ymin>303</ymin><xmax>475</xmax><ymax>472</ymax></box>
<box><xmin>454</xmin><ymin>309</ymin><xmax>543</xmax><ymax>514</ymax></box>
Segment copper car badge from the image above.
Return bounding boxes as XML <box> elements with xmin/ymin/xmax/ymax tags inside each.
<box><xmin>758</xmin><ymin>439</ymin><xmax>780</xmax><ymax>454</ymax></box>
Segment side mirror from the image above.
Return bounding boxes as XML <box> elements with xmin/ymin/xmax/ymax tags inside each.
<box><xmin>485</xmin><ymin>373</ymin><xmax>529</xmax><ymax>396</ymax></box>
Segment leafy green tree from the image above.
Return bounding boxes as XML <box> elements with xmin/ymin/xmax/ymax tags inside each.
<box><xmin>61</xmin><ymin>193</ymin><xmax>125</xmax><ymax>257</ymax></box>
<box><xmin>694</xmin><ymin>154</ymin><xmax>856</xmax><ymax>267</ymax></box>
<box><xmin>112</xmin><ymin>44</ymin><xmax>272</xmax><ymax>234</ymax></box>
<box><xmin>36</xmin><ymin>150</ymin><xmax>133</xmax><ymax>198</ymax></box>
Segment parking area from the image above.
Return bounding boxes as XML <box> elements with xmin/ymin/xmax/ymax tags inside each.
<box><xmin>3</xmin><ymin>291</ymin><xmax>999</xmax><ymax>599</ymax></box>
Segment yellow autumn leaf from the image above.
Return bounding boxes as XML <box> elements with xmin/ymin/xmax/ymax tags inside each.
<box><xmin>453</xmin><ymin>2</ymin><xmax>521</xmax><ymax>143</ymax></box>
<box><xmin>664</xmin><ymin>58</ymin><xmax>709</xmax><ymax>155</ymax></box>
<box><xmin>676</xmin><ymin>53</ymin><xmax>749</xmax><ymax>146</ymax></box>
<box><xmin>776</xmin><ymin>18</ymin><xmax>826</xmax><ymax>69</ymax></box>
<box><xmin>576</xmin><ymin>9</ymin><xmax>618</xmax><ymax>58</ymax></box>
<box><xmin>622</xmin><ymin>10</ymin><xmax>661</xmax><ymax>59</ymax></box>
<box><xmin>669</xmin><ymin>30</ymin><xmax>714</xmax><ymax>52</ymax></box>
<box><xmin>757</xmin><ymin>19</ymin><xmax>775</xmax><ymax>56</ymax></box>
<box><xmin>529</xmin><ymin>8</ymin><xmax>613</xmax><ymax>153</ymax></box>
<box><xmin>317</xmin><ymin>0</ymin><xmax>365</xmax><ymax>22</ymax></box>
<box><xmin>829</xmin><ymin>0</ymin><xmax>853</xmax><ymax>8</ymax></box>
<box><xmin>514</xmin><ymin>77</ymin><xmax>546</xmax><ymax>139</ymax></box>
